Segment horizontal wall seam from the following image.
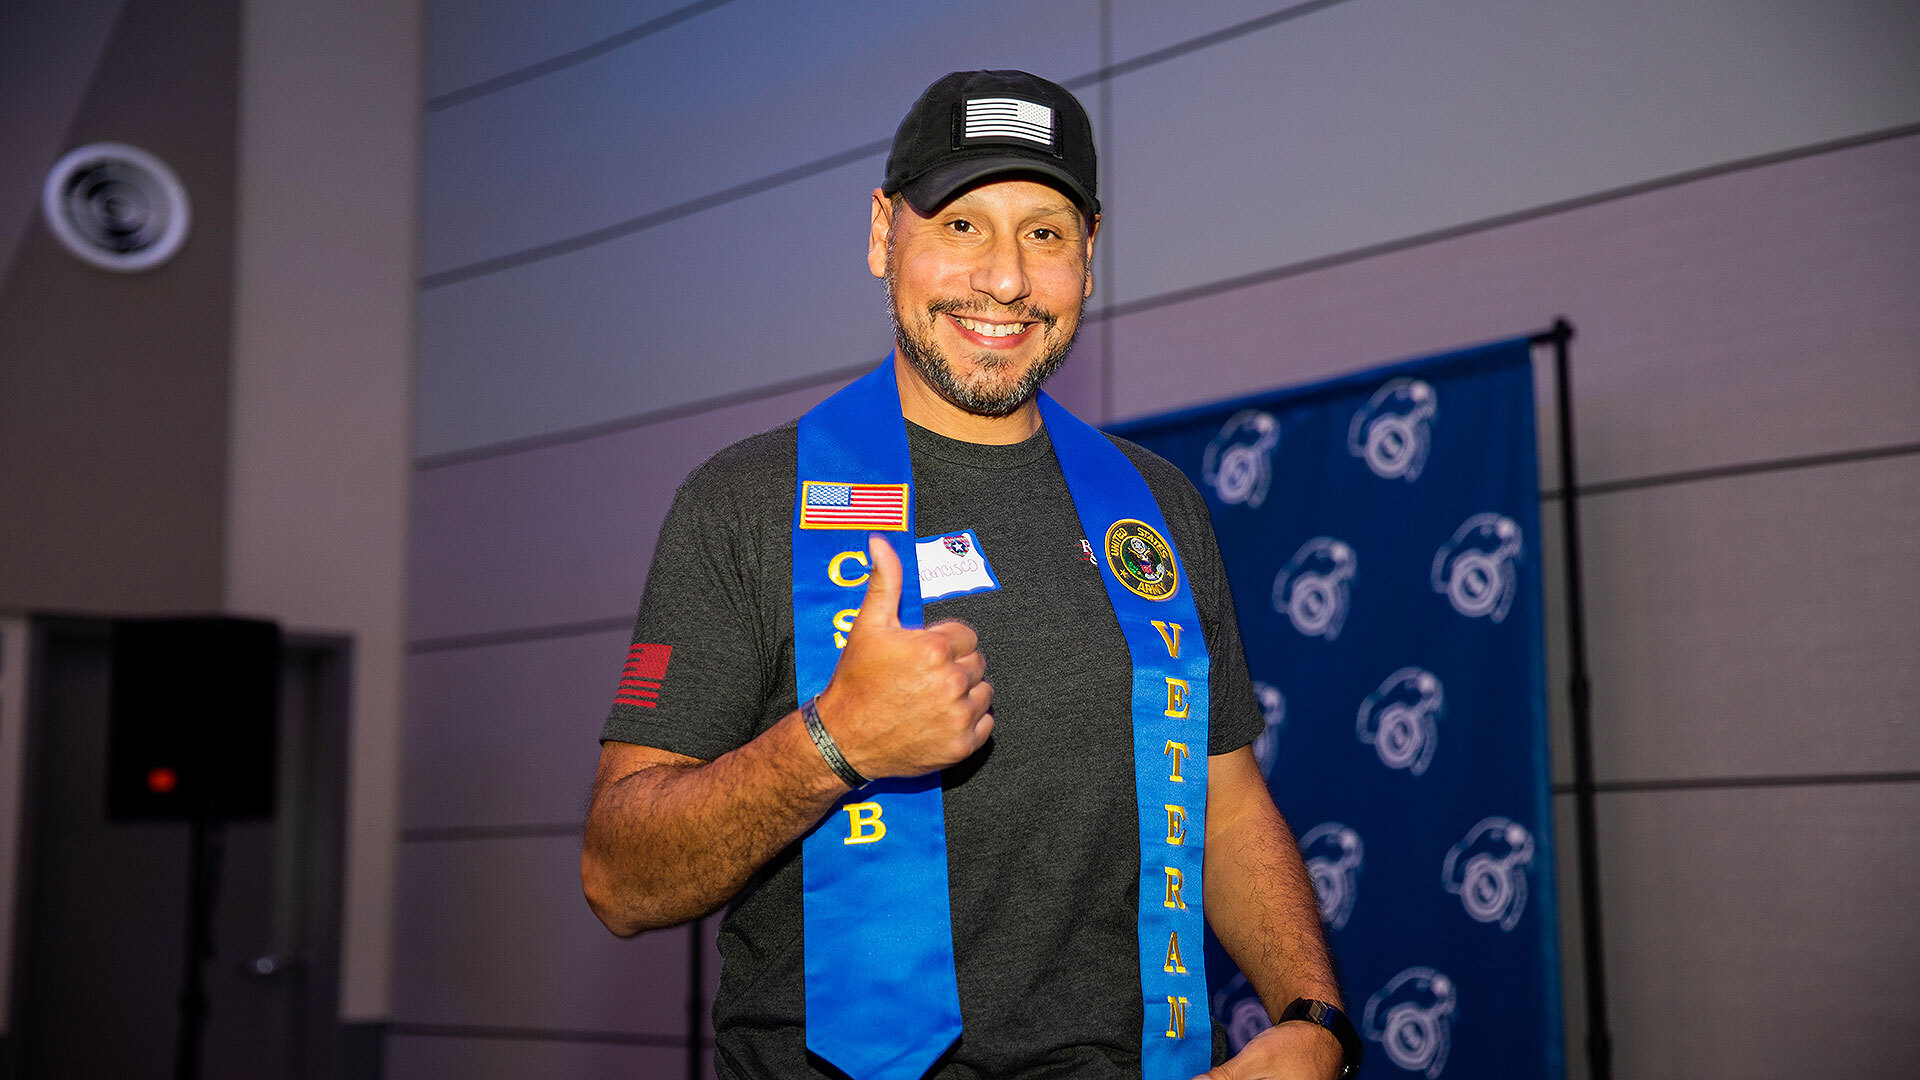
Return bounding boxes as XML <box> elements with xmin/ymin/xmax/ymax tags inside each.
<box><xmin>416</xmin><ymin>357</ymin><xmax>881</xmax><ymax>471</ymax></box>
<box><xmin>1062</xmin><ymin>0</ymin><xmax>1359</xmax><ymax>89</ymax></box>
<box><xmin>410</xmin><ymin>614</ymin><xmax>632</xmax><ymax>654</ymax></box>
<box><xmin>416</xmin><ymin>0</ymin><xmax>1361</xmax><ymax>290</ymax></box>
<box><xmin>418</xmin><ymin>138</ymin><xmax>890</xmax><ymax>289</ymax></box>
<box><xmin>388</xmin><ymin>1022</ymin><xmax>694</xmax><ymax>1047</ymax></box>
<box><xmin>425</xmin><ymin>0</ymin><xmax>743</xmax><ymax>112</ymax></box>
<box><xmin>415</xmin><ymin>121</ymin><xmax>1920</xmax><ymax>466</ymax></box>
<box><xmin>401</xmin><ymin>823</ymin><xmax>582</xmax><ymax>842</ymax></box>
<box><xmin>1102</xmin><ymin>119</ymin><xmax>1920</xmax><ymax>322</ymax></box>
<box><xmin>398</xmin><ymin>774</ymin><xmax>1920</xmax><ymax>845</ymax></box>
<box><xmin>1539</xmin><ymin>440</ymin><xmax>1920</xmax><ymax>502</ymax></box>
<box><xmin>402</xmin><ymin>437</ymin><xmax>1920</xmax><ymax>654</ymax></box>
<box><xmin>1551</xmin><ymin>771</ymin><xmax>1920</xmax><ymax>796</ymax></box>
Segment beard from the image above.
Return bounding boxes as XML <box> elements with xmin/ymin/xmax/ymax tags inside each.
<box><xmin>885</xmin><ymin>260</ymin><xmax>1084</xmax><ymax>419</ymax></box>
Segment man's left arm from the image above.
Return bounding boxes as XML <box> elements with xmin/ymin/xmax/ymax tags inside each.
<box><xmin>1198</xmin><ymin>745</ymin><xmax>1346</xmax><ymax>1080</ymax></box>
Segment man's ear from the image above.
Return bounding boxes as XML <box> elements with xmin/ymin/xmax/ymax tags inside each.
<box><xmin>867</xmin><ymin>189</ymin><xmax>893</xmax><ymax>279</ymax></box>
<box><xmin>1082</xmin><ymin>212</ymin><xmax>1101</xmax><ymax>298</ymax></box>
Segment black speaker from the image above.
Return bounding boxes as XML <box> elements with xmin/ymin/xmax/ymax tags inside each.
<box><xmin>107</xmin><ymin>616</ymin><xmax>281</xmax><ymax>821</ymax></box>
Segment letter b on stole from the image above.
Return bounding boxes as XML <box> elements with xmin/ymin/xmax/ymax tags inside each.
<box><xmin>843</xmin><ymin>801</ymin><xmax>885</xmax><ymax>844</ymax></box>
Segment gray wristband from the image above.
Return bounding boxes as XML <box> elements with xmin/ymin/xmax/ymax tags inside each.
<box><xmin>801</xmin><ymin>696</ymin><xmax>869</xmax><ymax>789</ymax></box>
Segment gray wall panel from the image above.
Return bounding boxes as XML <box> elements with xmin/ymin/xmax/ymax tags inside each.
<box><xmin>1554</xmin><ymin>783</ymin><xmax>1920</xmax><ymax>1080</ymax></box>
<box><xmin>1580</xmin><ymin>455</ymin><xmax>1920</xmax><ymax>782</ymax></box>
<box><xmin>1107</xmin><ymin>134</ymin><xmax>1920</xmax><ymax>489</ymax></box>
<box><xmin>388</xmin><ymin>1032</ymin><xmax>694</xmax><ymax>1080</ymax></box>
<box><xmin>424</xmin><ymin>0</ymin><xmax>687</xmax><ymax>100</ymax></box>
<box><xmin>403</xmin><ymin>629</ymin><xmax>628</xmax><ymax>830</ymax></box>
<box><xmin>391</xmin><ymin>835</ymin><xmax>693</xmax><ymax>1034</ymax></box>
<box><xmin>409</xmin><ymin>379</ymin><xmax>849</xmax><ymax>641</ymax></box>
<box><xmin>1103</xmin><ymin>0</ymin><xmax>1920</xmax><ymax>306</ymax></box>
<box><xmin>1538</xmin><ymin>452</ymin><xmax>1920</xmax><ymax>791</ymax></box>
<box><xmin>1595</xmin><ymin>782</ymin><xmax>1920</xmax><ymax>1077</ymax></box>
<box><xmin>1109</xmin><ymin>0</ymin><xmax>1303</xmax><ymax>60</ymax></box>
<box><xmin>420</xmin><ymin>0</ymin><xmax>1101</xmax><ymax>276</ymax></box>
<box><xmin>416</xmin><ymin>160</ymin><xmax>881</xmax><ymax>456</ymax></box>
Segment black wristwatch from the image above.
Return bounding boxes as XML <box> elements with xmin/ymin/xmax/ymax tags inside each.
<box><xmin>1276</xmin><ymin>998</ymin><xmax>1363</xmax><ymax>1079</ymax></box>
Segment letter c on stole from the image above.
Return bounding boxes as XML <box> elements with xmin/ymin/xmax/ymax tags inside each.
<box><xmin>828</xmin><ymin>550</ymin><xmax>870</xmax><ymax>588</ymax></box>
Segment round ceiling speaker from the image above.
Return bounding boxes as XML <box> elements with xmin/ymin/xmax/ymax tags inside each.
<box><xmin>42</xmin><ymin>142</ymin><xmax>192</xmax><ymax>272</ymax></box>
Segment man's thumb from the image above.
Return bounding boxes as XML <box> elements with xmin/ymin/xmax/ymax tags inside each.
<box><xmin>853</xmin><ymin>533</ymin><xmax>904</xmax><ymax>632</ymax></box>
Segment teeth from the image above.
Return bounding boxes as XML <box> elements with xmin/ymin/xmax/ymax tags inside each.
<box><xmin>956</xmin><ymin>316</ymin><xmax>1027</xmax><ymax>338</ymax></box>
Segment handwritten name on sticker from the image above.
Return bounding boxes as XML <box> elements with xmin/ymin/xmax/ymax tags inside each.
<box><xmin>913</xmin><ymin>529</ymin><xmax>1000</xmax><ymax>601</ymax></box>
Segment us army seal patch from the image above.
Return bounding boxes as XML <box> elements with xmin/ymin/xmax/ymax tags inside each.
<box><xmin>1104</xmin><ymin>518</ymin><xmax>1178</xmax><ymax>601</ymax></box>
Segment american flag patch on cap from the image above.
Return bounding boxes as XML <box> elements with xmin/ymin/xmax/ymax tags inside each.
<box><xmin>614</xmin><ymin>643</ymin><xmax>671</xmax><ymax>709</ymax></box>
<box><xmin>963</xmin><ymin>97</ymin><xmax>1053</xmax><ymax>147</ymax></box>
<box><xmin>800</xmin><ymin>481</ymin><xmax>910</xmax><ymax>531</ymax></box>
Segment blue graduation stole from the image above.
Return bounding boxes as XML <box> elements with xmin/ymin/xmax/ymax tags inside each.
<box><xmin>795</xmin><ymin>360</ymin><xmax>1211</xmax><ymax>1080</ymax></box>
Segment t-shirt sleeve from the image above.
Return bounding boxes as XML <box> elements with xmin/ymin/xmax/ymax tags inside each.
<box><xmin>1120</xmin><ymin>441</ymin><xmax>1265</xmax><ymax>756</ymax></box>
<box><xmin>599</xmin><ymin>450</ymin><xmax>781</xmax><ymax>760</ymax></box>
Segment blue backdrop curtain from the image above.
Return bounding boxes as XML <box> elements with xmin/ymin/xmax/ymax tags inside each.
<box><xmin>1113</xmin><ymin>336</ymin><xmax>1563</xmax><ymax>1079</ymax></box>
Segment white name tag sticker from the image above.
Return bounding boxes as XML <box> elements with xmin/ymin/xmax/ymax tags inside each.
<box><xmin>915</xmin><ymin>529</ymin><xmax>1001</xmax><ymax>601</ymax></box>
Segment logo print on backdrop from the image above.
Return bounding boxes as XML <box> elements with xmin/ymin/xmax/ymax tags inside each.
<box><xmin>1299</xmin><ymin>823</ymin><xmax>1365</xmax><ymax>931</ymax></box>
<box><xmin>1442</xmin><ymin>817</ymin><xmax>1535</xmax><ymax>931</ymax></box>
<box><xmin>1249</xmin><ymin>682</ymin><xmax>1287</xmax><ymax>775</ymax></box>
<box><xmin>1272</xmin><ymin>538</ymin><xmax>1357</xmax><ymax>639</ymax></box>
<box><xmin>1356</xmin><ymin>667</ymin><xmax>1445</xmax><ymax>776</ymax></box>
<box><xmin>1210</xmin><ymin>973</ymin><xmax>1273</xmax><ymax>1053</ymax></box>
<box><xmin>1363</xmin><ymin>968</ymin><xmax>1456</xmax><ymax>1078</ymax></box>
<box><xmin>1201</xmin><ymin>410</ymin><xmax>1281</xmax><ymax>507</ymax></box>
<box><xmin>1431</xmin><ymin>513</ymin><xmax>1523</xmax><ymax>622</ymax></box>
<box><xmin>1348</xmin><ymin>378</ymin><xmax>1438</xmax><ymax>481</ymax></box>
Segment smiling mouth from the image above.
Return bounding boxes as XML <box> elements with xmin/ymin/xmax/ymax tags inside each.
<box><xmin>950</xmin><ymin>314</ymin><xmax>1031</xmax><ymax>338</ymax></box>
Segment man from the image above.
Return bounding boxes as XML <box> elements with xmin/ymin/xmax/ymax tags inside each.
<box><xmin>583</xmin><ymin>71</ymin><xmax>1358</xmax><ymax>1080</ymax></box>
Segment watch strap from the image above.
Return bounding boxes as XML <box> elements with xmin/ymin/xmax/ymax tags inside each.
<box><xmin>1276</xmin><ymin>997</ymin><xmax>1363</xmax><ymax>1077</ymax></box>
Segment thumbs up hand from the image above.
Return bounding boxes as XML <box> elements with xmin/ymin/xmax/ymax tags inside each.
<box><xmin>813</xmin><ymin>534</ymin><xmax>994</xmax><ymax>781</ymax></box>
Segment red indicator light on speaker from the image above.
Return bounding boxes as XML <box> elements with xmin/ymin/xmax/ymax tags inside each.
<box><xmin>147</xmin><ymin>767</ymin><xmax>179</xmax><ymax>794</ymax></box>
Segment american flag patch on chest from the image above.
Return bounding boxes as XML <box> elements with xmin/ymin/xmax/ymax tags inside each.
<box><xmin>800</xmin><ymin>481</ymin><xmax>910</xmax><ymax>531</ymax></box>
<box><xmin>962</xmin><ymin>97</ymin><xmax>1054</xmax><ymax>147</ymax></box>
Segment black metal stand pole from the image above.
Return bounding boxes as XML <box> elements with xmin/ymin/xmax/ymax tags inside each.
<box><xmin>173</xmin><ymin>816</ymin><xmax>225</xmax><ymax>1080</ymax></box>
<box><xmin>1537</xmin><ymin>317</ymin><xmax>1613</xmax><ymax>1079</ymax></box>
<box><xmin>687</xmin><ymin>915</ymin><xmax>706</xmax><ymax>1080</ymax></box>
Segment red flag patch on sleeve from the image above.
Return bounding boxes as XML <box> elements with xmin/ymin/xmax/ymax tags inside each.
<box><xmin>614</xmin><ymin>643</ymin><xmax>672</xmax><ymax>709</ymax></box>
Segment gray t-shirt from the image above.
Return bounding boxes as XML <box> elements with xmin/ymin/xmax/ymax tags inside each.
<box><xmin>602</xmin><ymin>418</ymin><xmax>1263</xmax><ymax>1078</ymax></box>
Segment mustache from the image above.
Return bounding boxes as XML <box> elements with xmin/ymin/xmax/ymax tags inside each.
<box><xmin>924</xmin><ymin>297</ymin><xmax>1058</xmax><ymax>331</ymax></box>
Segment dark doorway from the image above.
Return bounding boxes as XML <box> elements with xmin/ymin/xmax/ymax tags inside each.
<box><xmin>5</xmin><ymin>617</ymin><xmax>351</xmax><ymax>1079</ymax></box>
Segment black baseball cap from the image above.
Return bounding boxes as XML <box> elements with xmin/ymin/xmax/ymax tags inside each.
<box><xmin>883</xmin><ymin>70</ymin><xmax>1100</xmax><ymax>218</ymax></box>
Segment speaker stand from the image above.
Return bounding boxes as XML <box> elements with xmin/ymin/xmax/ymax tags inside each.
<box><xmin>173</xmin><ymin>814</ymin><xmax>228</xmax><ymax>1080</ymax></box>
